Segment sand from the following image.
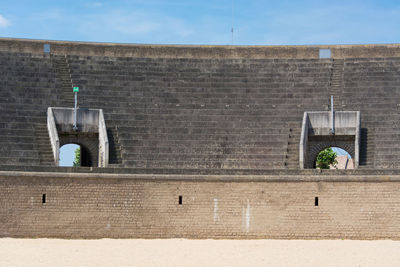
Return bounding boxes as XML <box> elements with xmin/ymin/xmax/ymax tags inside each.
<box><xmin>1</xmin><ymin>238</ymin><xmax>400</xmax><ymax>266</ymax></box>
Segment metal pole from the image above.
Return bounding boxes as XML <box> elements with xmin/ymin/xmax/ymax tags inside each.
<box><xmin>331</xmin><ymin>95</ymin><xmax>335</xmax><ymax>134</ymax></box>
<box><xmin>73</xmin><ymin>91</ymin><xmax>78</xmax><ymax>131</ymax></box>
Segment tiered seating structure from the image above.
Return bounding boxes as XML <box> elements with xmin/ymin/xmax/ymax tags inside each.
<box><xmin>2</xmin><ymin>48</ymin><xmax>398</xmax><ymax>170</ymax></box>
<box><xmin>68</xmin><ymin>56</ymin><xmax>332</xmax><ymax>169</ymax></box>
<box><xmin>342</xmin><ymin>58</ymin><xmax>400</xmax><ymax>168</ymax></box>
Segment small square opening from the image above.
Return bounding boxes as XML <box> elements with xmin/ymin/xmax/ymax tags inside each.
<box><xmin>319</xmin><ymin>48</ymin><xmax>331</xmax><ymax>59</ymax></box>
<box><xmin>42</xmin><ymin>194</ymin><xmax>46</xmax><ymax>204</ymax></box>
<box><xmin>44</xmin><ymin>44</ymin><xmax>51</xmax><ymax>53</ymax></box>
<box><xmin>315</xmin><ymin>196</ymin><xmax>319</xmax><ymax>206</ymax></box>
<box><xmin>178</xmin><ymin>195</ymin><xmax>182</xmax><ymax>205</ymax></box>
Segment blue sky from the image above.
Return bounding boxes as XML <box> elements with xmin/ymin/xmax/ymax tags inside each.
<box><xmin>1</xmin><ymin>0</ymin><xmax>400</xmax><ymax>45</ymax></box>
<box><xmin>59</xmin><ymin>144</ymin><xmax>79</xmax><ymax>166</ymax></box>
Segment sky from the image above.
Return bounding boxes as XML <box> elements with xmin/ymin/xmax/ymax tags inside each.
<box><xmin>59</xmin><ymin>144</ymin><xmax>79</xmax><ymax>166</ymax></box>
<box><xmin>1</xmin><ymin>1</ymin><xmax>383</xmax><ymax>165</ymax></box>
<box><xmin>1</xmin><ymin>0</ymin><xmax>400</xmax><ymax>45</ymax></box>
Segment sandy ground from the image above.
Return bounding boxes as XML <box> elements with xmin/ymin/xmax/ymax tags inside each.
<box><xmin>1</xmin><ymin>238</ymin><xmax>400</xmax><ymax>267</ymax></box>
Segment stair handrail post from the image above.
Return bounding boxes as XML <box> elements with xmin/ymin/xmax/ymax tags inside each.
<box><xmin>330</xmin><ymin>95</ymin><xmax>335</xmax><ymax>134</ymax></box>
<box><xmin>73</xmin><ymin>86</ymin><xmax>79</xmax><ymax>131</ymax></box>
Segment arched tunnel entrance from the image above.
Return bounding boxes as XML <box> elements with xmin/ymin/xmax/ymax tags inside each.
<box><xmin>306</xmin><ymin>135</ymin><xmax>355</xmax><ymax>169</ymax></box>
<box><xmin>58</xmin><ymin>132</ymin><xmax>99</xmax><ymax>167</ymax></box>
<box><xmin>313</xmin><ymin>146</ymin><xmax>354</xmax><ymax>169</ymax></box>
<box><xmin>59</xmin><ymin>142</ymin><xmax>95</xmax><ymax>167</ymax></box>
<box><xmin>300</xmin><ymin>111</ymin><xmax>360</xmax><ymax>169</ymax></box>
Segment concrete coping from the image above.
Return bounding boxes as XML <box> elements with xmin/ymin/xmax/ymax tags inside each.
<box><xmin>0</xmin><ymin>170</ymin><xmax>399</xmax><ymax>183</ymax></box>
<box><xmin>2</xmin><ymin>37</ymin><xmax>400</xmax><ymax>59</ymax></box>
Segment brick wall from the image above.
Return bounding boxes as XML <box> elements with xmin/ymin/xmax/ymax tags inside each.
<box><xmin>1</xmin><ymin>171</ymin><xmax>400</xmax><ymax>239</ymax></box>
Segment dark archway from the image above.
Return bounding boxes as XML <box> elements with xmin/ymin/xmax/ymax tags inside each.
<box><xmin>79</xmin><ymin>144</ymin><xmax>93</xmax><ymax>167</ymax></box>
<box><xmin>59</xmin><ymin>143</ymin><xmax>95</xmax><ymax>167</ymax></box>
<box><xmin>59</xmin><ymin>132</ymin><xmax>99</xmax><ymax>167</ymax></box>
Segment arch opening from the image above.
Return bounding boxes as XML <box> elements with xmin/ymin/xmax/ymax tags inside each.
<box><xmin>313</xmin><ymin>146</ymin><xmax>354</xmax><ymax>169</ymax></box>
<box><xmin>59</xmin><ymin>143</ymin><xmax>93</xmax><ymax>167</ymax></box>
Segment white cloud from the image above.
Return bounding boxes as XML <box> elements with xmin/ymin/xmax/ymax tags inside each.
<box><xmin>0</xmin><ymin>15</ymin><xmax>10</xmax><ymax>28</ymax></box>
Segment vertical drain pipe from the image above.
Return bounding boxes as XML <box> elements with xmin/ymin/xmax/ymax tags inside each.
<box><xmin>330</xmin><ymin>95</ymin><xmax>335</xmax><ymax>134</ymax></box>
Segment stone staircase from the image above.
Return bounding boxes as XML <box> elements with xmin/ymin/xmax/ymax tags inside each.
<box><xmin>284</xmin><ymin>124</ymin><xmax>301</xmax><ymax>169</ymax></box>
<box><xmin>107</xmin><ymin>126</ymin><xmax>123</xmax><ymax>166</ymax></box>
<box><xmin>52</xmin><ymin>54</ymin><xmax>74</xmax><ymax>107</ymax></box>
<box><xmin>358</xmin><ymin>127</ymin><xmax>374</xmax><ymax>167</ymax></box>
<box><xmin>330</xmin><ymin>59</ymin><xmax>344</xmax><ymax>109</ymax></box>
<box><xmin>34</xmin><ymin>122</ymin><xmax>54</xmax><ymax>166</ymax></box>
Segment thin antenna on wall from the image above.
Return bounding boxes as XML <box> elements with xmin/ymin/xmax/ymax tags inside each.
<box><xmin>231</xmin><ymin>0</ymin><xmax>234</xmax><ymax>45</ymax></box>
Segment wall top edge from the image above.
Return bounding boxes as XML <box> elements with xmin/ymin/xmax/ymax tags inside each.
<box><xmin>1</xmin><ymin>37</ymin><xmax>400</xmax><ymax>48</ymax></box>
<box><xmin>2</xmin><ymin>37</ymin><xmax>400</xmax><ymax>59</ymax></box>
<box><xmin>0</xmin><ymin>170</ymin><xmax>399</xmax><ymax>183</ymax></box>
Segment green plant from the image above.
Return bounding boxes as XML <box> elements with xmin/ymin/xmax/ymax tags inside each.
<box><xmin>73</xmin><ymin>147</ymin><xmax>81</xmax><ymax>167</ymax></box>
<box><xmin>316</xmin><ymin>148</ymin><xmax>337</xmax><ymax>169</ymax></box>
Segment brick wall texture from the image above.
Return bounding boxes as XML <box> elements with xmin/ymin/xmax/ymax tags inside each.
<box><xmin>1</xmin><ymin>172</ymin><xmax>400</xmax><ymax>239</ymax></box>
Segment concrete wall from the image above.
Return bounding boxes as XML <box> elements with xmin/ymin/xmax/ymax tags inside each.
<box><xmin>52</xmin><ymin>107</ymin><xmax>99</xmax><ymax>133</ymax></box>
<box><xmin>47</xmin><ymin>108</ymin><xmax>60</xmax><ymax>164</ymax></box>
<box><xmin>1</xmin><ymin>171</ymin><xmax>400</xmax><ymax>239</ymax></box>
<box><xmin>2</xmin><ymin>37</ymin><xmax>400</xmax><ymax>59</ymax></box>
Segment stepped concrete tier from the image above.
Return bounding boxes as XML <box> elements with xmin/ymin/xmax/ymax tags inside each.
<box><xmin>2</xmin><ymin>38</ymin><xmax>400</xmax><ymax>239</ymax></box>
<box><xmin>2</xmin><ymin>38</ymin><xmax>400</xmax><ymax>170</ymax></box>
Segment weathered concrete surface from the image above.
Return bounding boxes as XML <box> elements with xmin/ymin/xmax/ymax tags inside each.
<box><xmin>1</xmin><ymin>37</ymin><xmax>400</xmax><ymax>59</ymax></box>
<box><xmin>1</xmin><ymin>38</ymin><xmax>400</xmax><ymax>169</ymax></box>
<box><xmin>52</xmin><ymin>107</ymin><xmax>99</xmax><ymax>133</ymax></box>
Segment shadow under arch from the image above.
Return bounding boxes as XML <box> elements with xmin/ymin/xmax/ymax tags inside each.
<box><xmin>59</xmin><ymin>143</ymin><xmax>94</xmax><ymax>167</ymax></box>
<box><xmin>59</xmin><ymin>132</ymin><xmax>99</xmax><ymax>167</ymax></box>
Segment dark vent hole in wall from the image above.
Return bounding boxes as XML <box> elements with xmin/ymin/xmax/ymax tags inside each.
<box><xmin>179</xmin><ymin>195</ymin><xmax>182</xmax><ymax>205</ymax></box>
<box><xmin>315</xmin><ymin>197</ymin><xmax>319</xmax><ymax>206</ymax></box>
<box><xmin>42</xmin><ymin>194</ymin><xmax>46</xmax><ymax>204</ymax></box>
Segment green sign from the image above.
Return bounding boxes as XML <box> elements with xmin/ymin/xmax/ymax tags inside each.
<box><xmin>73</xmin><ymin>87</ymin><xmax>79</xmax><ymax>92</ymax></box>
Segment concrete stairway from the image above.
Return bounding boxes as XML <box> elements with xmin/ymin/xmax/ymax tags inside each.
<box><xmin>34</xmin><ymin>122</ymin><xmax>54</xmax><ymax>166</ymax></box>
<box><xmin>52</xmin><ymin>55</ymin><xmax>74</xmax><ymax>107</ymax></box>
<box><xmin>284</xmin><ymin>124</ymin><xmax>301</xmax><ymax>169</ymax></box>
<box><xmin>330</xmin><ymin>59</ymin><xmax>344</xmax><ymax>109</ymax></box>
<box><xmin>358</xmin><ymin>126</ymin><xmax>374</xmax><ymax>167</ymax></box>
<box><xmin>107</xmin><ymin>126</ymin><xmax>122</xmax><ymax>166</ymax></box>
